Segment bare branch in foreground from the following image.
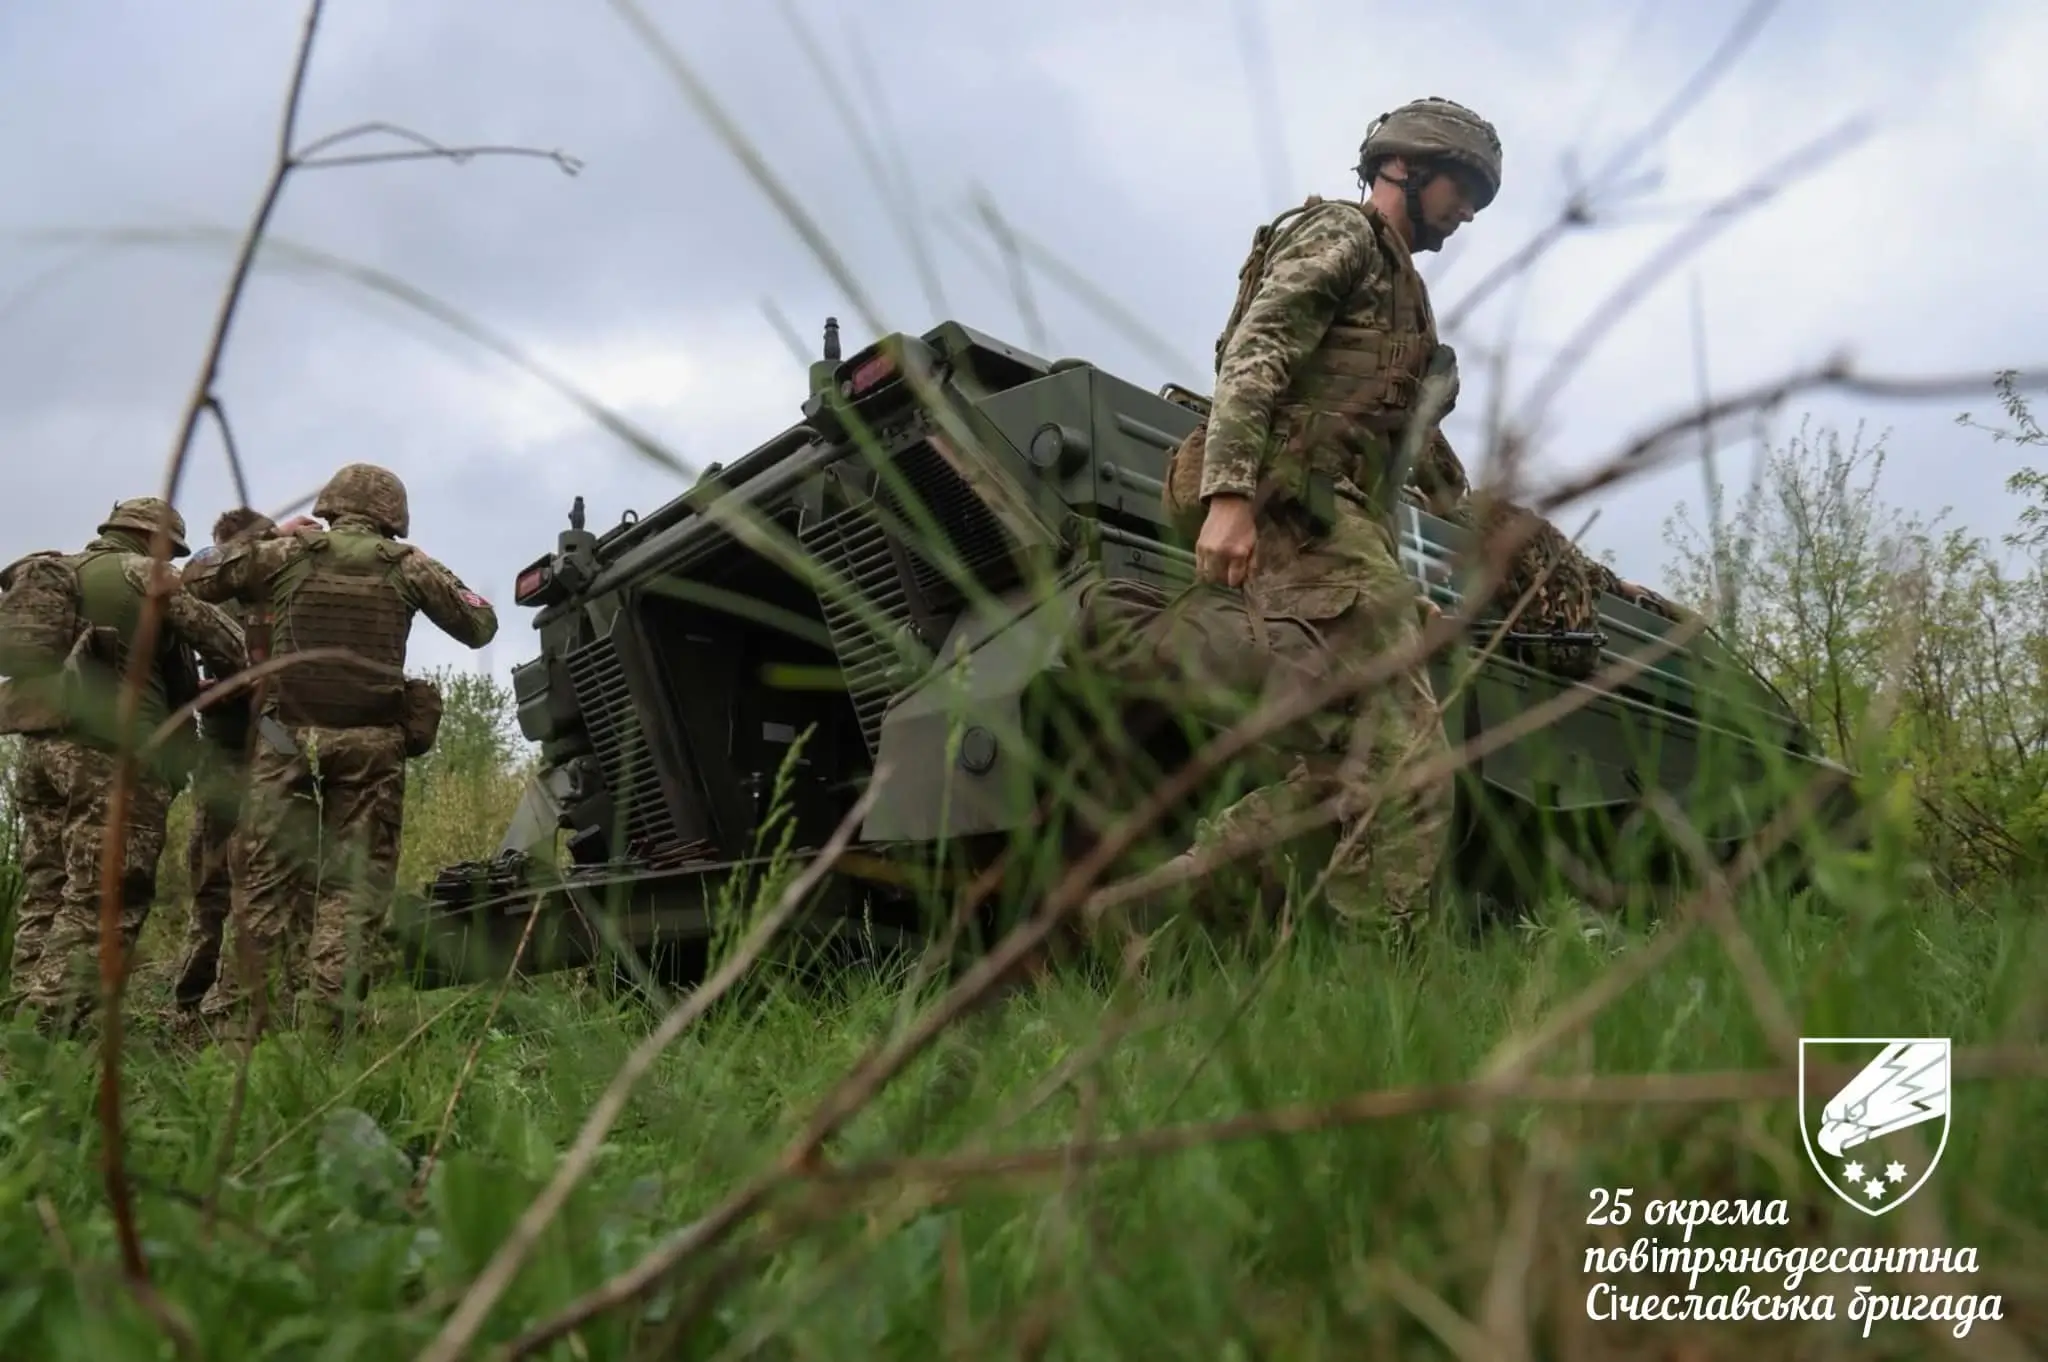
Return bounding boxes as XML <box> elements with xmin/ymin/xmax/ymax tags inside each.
<box><xmin>87</xmin><ymin>0</ymin><xmax>326</xmax><ymax>1291</ymax></box>
<box><xmin>82</xmin><ymin>0</ymin><xmax>581</xmax><ymax>1299</ymax></box>
<box><xmin>805</xmin><ymin>1046</ymin><xmax>2048</xmax><ymax>1192</ymax></box>
<box><xmin>290</xmin><ymin>120</ymin><xmax>582</xmax><ymax>175</ymax></box>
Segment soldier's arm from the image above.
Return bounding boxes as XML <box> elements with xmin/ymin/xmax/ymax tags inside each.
<box><xmin>1201</xmin><ymin>205</ymin><xmax>1377</xmax><ymax>501</ymax></box>
<box><xmin>164</xmin><ymin>591</ymin><xmax>248</xmax><ymax>681</ymax></box>
<box><xmin>181</xmin><ymin>535</ymin><xmax>294</xmax><ymax>606</ymax></box>
<box><xmin>396</xmin><ymin>551</ymin><xmax>500</xmax><ymax>649</ymax></box>
<box><xmin>120</xmin><ymin>555</ymin><xmax>249</xmax><ymax>679</ymax></box>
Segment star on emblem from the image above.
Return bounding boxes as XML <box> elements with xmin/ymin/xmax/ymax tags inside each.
<box><xmin>1843</xmin><ymin>1161</ymin><xmax>1865</xmax><ymax>1182</ymax></box>
<box><xmin>1864</xmin><ymin>1178</ymin><xmax>1886</xmax><ymax>1199</ymax></box>
<box><xmin>1886</xmin><ymin>1161</ymin><xmax>1907</xmax><ymax>1183</ymax></box>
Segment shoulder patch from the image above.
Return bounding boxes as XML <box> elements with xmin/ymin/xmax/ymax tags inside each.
<box><xmin>459</xmin><ymin>588</ymin><xmax>490</xmax><ymax>609</ymax></box>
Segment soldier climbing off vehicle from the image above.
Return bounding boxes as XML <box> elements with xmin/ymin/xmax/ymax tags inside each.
<box><xmin>0</xmin><ymin>497</ymin><xmax>246</xmax><ymax>1033</ymax></box>
<box><xmin>1155</xmin><ymin>96</ymin><xmax>1504</xmax><ymax>939</ymax></box>
<box><xmin>181</xmin><ymin>463</ymin><xmax>496</xmax><ymax>1036</ymax></box>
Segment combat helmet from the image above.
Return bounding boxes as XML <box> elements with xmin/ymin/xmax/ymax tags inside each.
<box><xmin>99</xmin><ymin>497</ymin><xmax>190</xmax><ymax>557</ymax></box>
<box><xmin>1358</xmin><ymin>96</ymin><xmax>1503</xmax><ymax>222</ymax></box>
<box><xmin>314</xmin><ymin>463</ymin><xmax>410</xmax><ymax>538</ymax></box>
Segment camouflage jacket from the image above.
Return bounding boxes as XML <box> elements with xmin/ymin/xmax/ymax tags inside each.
<box><xmin>1202</xmin><ymin>197</ymin><xmax>1456</xmax><ymax>519</ymax></box>
<box><xmin>183</xmin><ymin>512</ymin><xmax>498</xmax><ymax>727</ymax></box>
<box><xmin>0</xmin><ymin>532</ymin><xmax>246</xmax><ymax>754</ymax></box>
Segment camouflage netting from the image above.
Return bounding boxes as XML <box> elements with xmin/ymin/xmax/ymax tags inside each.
<box><xmin>1443</xmin><ymin>493</ymin><xmax>1692</xmax><ymax>680</ymax></box>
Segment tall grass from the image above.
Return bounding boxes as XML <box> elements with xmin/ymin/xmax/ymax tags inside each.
<box><xmin>2</xmin><ymin>0</ymin><xmax>2045</xmax><ymax>1356</ymax></box>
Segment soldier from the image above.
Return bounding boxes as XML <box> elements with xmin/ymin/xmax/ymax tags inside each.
<box><xmin>0</xmin><ymin>498</ymin><xmax>246</xmax><ymax>1032</ymax></box>
<box><xmin>170</xmin><ymin>506</ymin><xmax>275</xmax><ymax>1012</ymax></box>
<box><xmin>1165</xmin><ymin>96</ymin><xmax>1504</xmax><ymax>939</ymax></box>
<box><xmin>181</xmin><ymin>463</ymin><xmax>496</xmax><ymax>1034</ymax></box>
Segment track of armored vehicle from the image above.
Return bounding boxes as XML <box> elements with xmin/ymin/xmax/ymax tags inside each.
<box><xmin>388</xmin><ymin>318</ymin><xmax>1860</xmax><ymax>988</ymax></box>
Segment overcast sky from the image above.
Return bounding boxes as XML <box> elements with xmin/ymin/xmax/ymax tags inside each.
<box><xmin>3</xmin><ymin>0</ymin><xmax>2044</xmax><ymax>688</ymax></box>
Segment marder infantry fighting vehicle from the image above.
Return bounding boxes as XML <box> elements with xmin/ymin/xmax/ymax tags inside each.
<box><xmin>390</xmin><ymin>318</ymin><xmax>1859</xmax><ymax>987</ymax></box>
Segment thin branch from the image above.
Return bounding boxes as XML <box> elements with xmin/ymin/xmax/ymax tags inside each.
<box><xmin>89</xmin><ymin>0</ymin><xmax>326</xmax><ymax>1290</ymax></box>
<box><xmin>804</xmin><ymin>1047</ymin><xmax>2048</xmax><ymax>1193</ymax></box>
<box><xmin>198</xmin><ymin>394</ymin><xmax>251</xmax><ymax>510</ymax></box>
<box><xmin>290</xmin><ymin>120</ymin><xmax>582</xmax><ymax>174</ymax></box>
<box><xmin>1509</xmin><ymin>116</ymin><xmax>1874</xmax><ymax>435</ymax></box>
<box><xmin>83</xmin><ymin>0</ymin><xmax>583</xmax><ymax>1298</ymax></box>
<box><xmin>1441</xmin><ymin>0</ymin><xmax>1786</xmax><ymax>331</ymax></box>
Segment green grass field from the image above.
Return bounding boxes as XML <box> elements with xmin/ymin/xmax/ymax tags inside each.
<box><xmin>3</xmin><ymin>862</ymin><xmax>2041</xmax><ymax>1359</ymax></box>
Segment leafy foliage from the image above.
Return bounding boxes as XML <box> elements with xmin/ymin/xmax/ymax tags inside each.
<box><xmin>1664</xmin><ymin>402</ymin><xmax>2048</xmax><ymax>893</ymax></box>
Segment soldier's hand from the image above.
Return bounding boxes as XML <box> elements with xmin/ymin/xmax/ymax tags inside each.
<box><xmin>273</xmin><ymin>515</ymin><xmax>320</xmax><ymax>535</ymax></box>
<box><xmin>1195</xmin><ymin>494</ymin><xmax>1258</xmax><ymax>588</ymax></box>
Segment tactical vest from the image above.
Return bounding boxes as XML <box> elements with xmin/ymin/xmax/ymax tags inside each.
<box><xmin>266</xmin><ymin>528</ymin><xmax>415</xmax><ymax>728</ymax></box>
<box><xmin>1263</xmin><ymin>202</ymin><xmax>1438</xmax><ymax>514</ymax></box>
<box><xmin>1164</xmin><ymin>197</ymin><xmax>1442</xmax><ymax>536</ymax></box>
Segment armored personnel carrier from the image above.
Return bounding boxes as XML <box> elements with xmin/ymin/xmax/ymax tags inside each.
<box><xmin>390</xmin><ymin>318</ymin><xmax>1857</xmax><ymax>987</ymax></box>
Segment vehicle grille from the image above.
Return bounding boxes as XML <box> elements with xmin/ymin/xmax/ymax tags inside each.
<box><xmin>564</xmin><ymin>632</ymin><xmax>694</xmax><ymax>865</ymax></box>
<box><xmin>802</xmin><ymin>437</ymin><xmax>1021</xmax><ymax>756</ymax></box>
<box><xmin>803</xmin><ymin>502</ymin><xmax>926</xmax><ymax>756</ymax></box>
<box><xmin>875</xmin><ymin>440</ymin><xmax>1020</xmax><ymax>611</ymax></box>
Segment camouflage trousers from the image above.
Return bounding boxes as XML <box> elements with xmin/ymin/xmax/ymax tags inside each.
<box><xmin>8</xmin><ymin>736</ymin><xmax>171</xmax><ymax>1028</ymax></box>
<box><xmin>1193</xmin><ymin>497</ymin><xmax>1452</xmax><ymax>934</ymax></box>
<box><xmin>198</xmin><ymin>722</ymin><xmax>407</xmax><ymax>1032</ymax></box>
<box><xmin>171</xmin><ymin>757</ymin><xmax>249</xmax><ymax>1010</ymax></box>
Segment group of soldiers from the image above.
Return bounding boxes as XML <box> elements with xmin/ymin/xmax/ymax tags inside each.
<box><xmin>0</xmin><ymin>96</ymin><xmax>1688</xmax><ymax>1023</ymax></box>
<box><xmin>0</xmin><ymin>462</ymin><xmax>499</xmax><ymax>1041</ymax></box>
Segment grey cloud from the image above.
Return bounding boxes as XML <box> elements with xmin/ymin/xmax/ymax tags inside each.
<box><xmin>4</xmin><ymin>0</ymin><xmax>2043</xmax><ymax>692</ymax></box>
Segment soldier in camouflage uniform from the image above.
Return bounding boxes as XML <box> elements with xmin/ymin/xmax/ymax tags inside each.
<box><xmin>170</xmin><ymin>506</ymin><xmax>275</xmax><ymax>1011</ymax></box>
<box><xmin>1170</xmin><ymin>97</ymin><xmax>1504</xmax><ymax>938</ymax></box>
<box><xmin>181</xmin><ymin>464</ymin><xmax>497</xmax><ymax>1033</ymax></box>
<box><xmin>0</xmin><ymin>498</ymin><xmax>246</xmax><ymax>1031</ymax></box>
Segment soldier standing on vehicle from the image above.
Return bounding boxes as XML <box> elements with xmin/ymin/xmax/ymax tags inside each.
<box><xmin>1170</xmin><ymin>97</ymin><xmax>1504</xmax><ymax>938</ymax></box>
<box><xmin>0</xmin><ymin>498</ymin><xmax>246</xmax><ymax>1033</ymax></box>
<box><xmin>181</xmin><ymin>464</ymin><xmax>496</xmax><ymax>1035</ymax></box>
<box><xmin>169</xmin><ymin>506</ymin><xmax>275</xmax><ymax>1012</ymax></box>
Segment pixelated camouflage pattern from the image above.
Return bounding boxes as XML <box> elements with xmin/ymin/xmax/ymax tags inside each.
<box><xmin>197</xmin><ymin>723</ymin><xmax>407</xmax><ymax>1031</ymax></box>
<box><xmin>1195</xmin><ymin>499</ymin><xmax>1452</xmax><ymax>933</ymax></box>
<box><xmin>5</xmin><ymin>737</ymin><xmax>69</xmax><ymax>988</ymax></box>
<box><xmin>181</xmin><ymin>508</ymin><xmax>495</xmax><ymax>1032</ymax></box>
<box><xmin>313</xmin><ymin>463</ymin><xmax>410</xmax><ymax>538</ymax></box>
<box><xmin>273</xmin><ymin>526</ymin><xmax>421</xmax><ymax>727</ymax></box>
<box><xmin>0</xmin><ymin>531</ymin><xmax>246</xmax><ymax>773</ymax></box>
<box><xmin>13</xmin><ymin>738</ymin><xmax>172</xmax><ymax>1031</ymax></box>
<box><xmin>1198</xmin><ymin>198</ymin><xmax>1439</xmax><ymax>520</ymax></box>
<box><xmin>98</xmin><ymin>497</ymin><xmax>190</xmax><ymax>558</ymax></box>
<box><xmin>0</xmin><ymin>551</ymin><xmax>87</xmax><ymax>682</ymax></box>
<box><xmin>1359</xmin><ymin>97</ymin><xmax>1503</xmax><ymax>209</ymax></box>
<box><xmin>171</xmin><ymin>753</ymin><xmax>250</xmax><ymax>1009</ymax></box>
<box><xmin>183</xmin><ymin>514</ymin><xmax>497</xmax><ymax>662</ymax></box>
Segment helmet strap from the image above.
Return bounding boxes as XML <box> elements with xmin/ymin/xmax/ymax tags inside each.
<box><xmin>1372</xmin><ymin>162</ymin><xmax>1445</xmax><ymax>252</ymax></box>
